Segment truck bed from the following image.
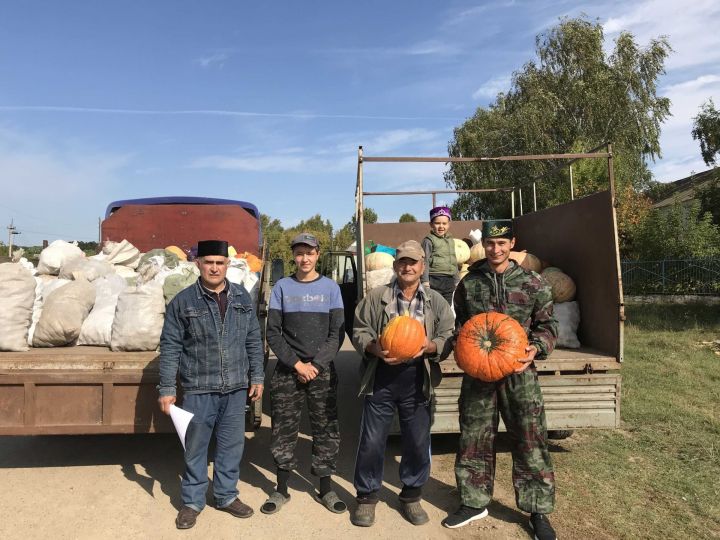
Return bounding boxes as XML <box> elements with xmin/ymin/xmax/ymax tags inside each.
<box><xmin>0</xmin><ymin>347</ymin><xmax>169</xmax><ymax>435</ymax></box>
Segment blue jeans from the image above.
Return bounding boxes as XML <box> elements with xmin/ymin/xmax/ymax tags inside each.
<box><xmin>181</xmin><ymin>389</ymin><xmax>247</xmax><ymax>511</ymax></box>
<box><xmin>353</xmin><ymin>362</ymin><xmax>431</xmax><ymax>500</ymax></box>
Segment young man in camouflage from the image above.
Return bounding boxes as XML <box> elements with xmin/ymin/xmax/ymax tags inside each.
<box><xmin>442</xmin><ymin>220</ymin><xmax>559</xmax><ymax>540</ymax></box>
<box><xmin>263</xmin><ymin>233</ymin><xmax>346</xmax><ymax>515</ymax></box>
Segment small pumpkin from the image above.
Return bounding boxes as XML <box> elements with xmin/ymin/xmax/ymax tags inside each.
<box><xmin>365</xmin><ymin>251</ymin><xmax>394</xmax><ymax>271</ymax></box>
<box><xmin>165</xmin><ymin>245</ymin><xmax>187</xmax><ymax>261</ymax></box>
<box><xmin>455</xmin><ymin>312</ymin><xmax>529</xmax><ymax>382</ymax></box>
<box><xmin>468</xmin><ymin>243</ymin><xmax>486</xmax><ymax>263</ymax></box>
<box><xmin>236</xmin><ymin>252</ymin><xmax>263</xmax><ymax>273</ymax></box>
<box><xmin>454</xmin><ymin>238</ymin><xmax>471</xmax><ymax>264</ymax></box>
<box><xmin>380</xmin><ymin>315</ymin><xmax>426</xmax><ymax>359</ymax></box>
<box><xmin>541</xmin><ymin>269</ymin><xmax>576</xmax><ymax>302</ymax></box>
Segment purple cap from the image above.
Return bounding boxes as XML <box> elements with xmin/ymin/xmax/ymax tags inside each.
<box><xmin>430</xmin><ymin>206</ymin><xmax>451</xmax><ymax>221</ymax></box>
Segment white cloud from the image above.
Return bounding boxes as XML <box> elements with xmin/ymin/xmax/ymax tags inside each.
<box><xmin>0</xmin><ymin>128</ymin><xmax>131</xmax><ymax>243</ymax></box>
<box><xmin>195</xmin><ymin>51</ymin><xmax>229</xmax><ymax>69</ymax></box>
<box><xmin>603</xmin><ymin>0</ymin><xmax>720</xmax><ymax>70</ymax></box>
<box><xmin>472</xmin><ymin>75</ymin><xmax>511</xmax><ymax>100</ymax></box>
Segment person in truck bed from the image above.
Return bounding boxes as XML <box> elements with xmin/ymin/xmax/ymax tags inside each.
<box><xmin>157</xmin><ymin>239</ymin><xmax>265</xmax><ymax>530</ymax></box>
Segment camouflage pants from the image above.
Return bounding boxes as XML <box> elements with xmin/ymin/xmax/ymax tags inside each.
<box><xmin>455</xmin><ymin>369</ymin><xmax>555</xmax><ymax>514</ymax></box>
<box><xmin>270</xmin><ymin>364</ymin><xmax>340</xmax><ymax>477</ymax></box>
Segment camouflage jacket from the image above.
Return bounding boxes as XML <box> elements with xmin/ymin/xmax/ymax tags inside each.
<box><xmin>454</xmin><ymin>259</ymin><xmax>558</xmax><ymax>358</ymax></box>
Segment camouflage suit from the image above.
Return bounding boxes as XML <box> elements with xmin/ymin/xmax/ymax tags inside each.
<box><xmin>453</xmin><ymin>259</ymin><xmax>558</xmax><ymax>514</ymax></box>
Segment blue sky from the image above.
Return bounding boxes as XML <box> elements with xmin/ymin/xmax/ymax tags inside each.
<box><xmin>1</xmin><ymin>0</ymin><xmax>718</xmax><ymax>245</ymax></box>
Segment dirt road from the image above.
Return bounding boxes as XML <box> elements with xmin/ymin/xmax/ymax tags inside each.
<box><xmin>0</xmin><ymin>343</ymin><xmax>538</xmax><ymax>540</ymax></box>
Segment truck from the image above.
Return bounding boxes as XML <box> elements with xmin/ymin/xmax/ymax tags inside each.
<box><xmin>0</xmin><ymin>196</ymin><xmax>271</xmax><ymax>435</ymax></box>
<box><xmin>321</xmin><ymin>146</ymin><xmax>624</xmax><ymax>436</ymax></box>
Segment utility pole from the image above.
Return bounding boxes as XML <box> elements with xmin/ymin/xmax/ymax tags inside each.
<box><xmin>7</xmin><ymin>220</ymin><xmax>20</xmax><ymax>258</ymax></box>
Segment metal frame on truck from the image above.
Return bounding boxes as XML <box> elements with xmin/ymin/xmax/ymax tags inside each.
<box><xmin>328</xmin><ymin>146</ymin><xmax>624</xmax><ymax>435</ymax></box>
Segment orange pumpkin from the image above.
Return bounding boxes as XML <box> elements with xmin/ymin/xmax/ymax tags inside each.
<box><xmin>380</xmin><ymin>315</ymin><xmax>426</xmax><ymax>359</ymax></box>
<box><xmin>236</xmin><ymin>252</ymin><xmax>263</xmax><ymax>273</ymax></box>
<box><xmin>455</xmin><ymin>312</ymin><xmax>529</xmax><ymax>381</ymax></box>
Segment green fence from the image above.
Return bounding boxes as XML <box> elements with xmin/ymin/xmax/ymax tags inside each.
<box><xmin>621</xmin><ymin>259</ymin><xmax>720</xmax><ymax>295</ymax></box>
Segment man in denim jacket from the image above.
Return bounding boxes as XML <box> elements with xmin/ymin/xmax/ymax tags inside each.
<box><xmin>158</xmin><ymin>240</ymin><xmax>265</xmax><ymax>530</ymax></box>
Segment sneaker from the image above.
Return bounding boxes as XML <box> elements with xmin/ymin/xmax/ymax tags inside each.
<box><xmin>529</xmin><ymin>513</ymin><xmax>557</xmax><ymax>540</ymax></box>
<box><xmin>441</xmin><ymin>504</ymin><xmax>489</xmax><ymax>529</ymax></box>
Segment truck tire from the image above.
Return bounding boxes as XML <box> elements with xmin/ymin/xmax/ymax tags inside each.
<box><xmin>547</xmin><ymin>430</ymin><xmax>574</xmax><ymax>440</ymax></box>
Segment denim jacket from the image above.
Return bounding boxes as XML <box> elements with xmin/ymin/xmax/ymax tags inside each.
<box><xmin>158</xmin><ymin>279</ymin><xmax>265</xmax><ymax>397</ymax></box>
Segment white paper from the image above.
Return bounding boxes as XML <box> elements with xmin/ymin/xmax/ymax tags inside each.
<box><xmin>169</xmin><ymin>404</ymin><xmax>194</xmax><ymax>450</ymax></box>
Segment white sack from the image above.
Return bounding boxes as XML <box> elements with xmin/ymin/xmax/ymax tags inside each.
<box><xmin>36</xmin><ymin>240</ymin><xmax>84</xmax><ymax>275</ymax></box>
<box><xmin>110</xmin><ymin>284</ymin><xmax>165</xmax><ymax>351</ymax></box>
<box><xmin>103</xmin><ymin>239</ymin><xmax>141</xmax><ymax>269</ymax></box>
<box><xmin>78</xmin><ymin>275</ymin><xmax>128</xmax><ymax>346</ymax></box>
<box><xmin>0</xmin><ymin>263</ymin><xmax>36</xmax><ymax>351</ymax></box>
<box><xmin>27</xmin><ymin>277</ymin><xmax>72</xmax><ymax>345</ymax></box>
<box><xmin>113</xmin><ymin>265</ymin><xmax>139</xmax><ymax>280</ymax></box>
<box><xmin>32</xmin><ymin>278</ymin><xmax>96</xmax><ymax>347</ymax></box>
<box><xmin>366</xmin><ymin>268</ymin><xmax>395</xmax><ymax>290</ymax></box>
<box><xmin>227</xmin><ymin>257</ymin><xmax>259</xmax><ymax>294</ymax></box>
<box><xmin>555</xmin><ymin>301</ymin><xmax>581</xmax><ymax>348</ymax></box>
<box><xmin>468</xmin><ymin>229</ymin><xmax>483</xmax><ymax>245</ymax></box>
<box><xmin>59</xmin><ymin>257</ymin><xmax>115</xmax><ymax>282</ymax></box>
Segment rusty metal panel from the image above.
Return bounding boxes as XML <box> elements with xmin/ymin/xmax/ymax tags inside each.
<box><xmin>363</xmin><ymin>220</ymin><xmax>484</xmax><ymax>249</ymax></box>
<box><xmin>514</xmin><ymin>191</ymin><xmax>622</xmax><ymax>361</ymax></box>
<box><xmin>35</xmin><ymin>384</ymin><xmax>103</xmax><ymax>425</ymax></box>
<box><xmin>0</xmin><ymin>385</ymin><xmax>24</xmax><ymax>426</ymax></box>
<box><xmin>101</xmin><ymin>204</ymin><xmax>261</xmax><ymax>255</ymax></box>
<box><xmin>112</xmin><ymin>383</ymin><xmax>174</xmax><ymax>432</ymax></box>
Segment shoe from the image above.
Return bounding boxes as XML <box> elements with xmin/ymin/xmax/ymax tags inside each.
<box><xmin>218</xmin><ymin>498</ymin><xmax>254</xmax><ymax>519</ymax></box>
<box><xmin>529</xmin><ymin>513</ymin><xmax>557</xmax><ymax>540</ymax></box>
<box><xmin>441</xmin><ymin>504</ymin><xmax>489</xmax><ymax>529</ymax></box>
<box><xmin>401</xmin><ymin>500</ymin><xmax>429</xmax><ymax>525</ymax></box>
<box><xmin>175</xmin><ymin>506</ymin><xmax>199</xmax><ymax>529</ymax></box>
<box><xmin>351</xmin><ymin>502</ymin><xmax>376</xmax><ymax>527</ymax></box>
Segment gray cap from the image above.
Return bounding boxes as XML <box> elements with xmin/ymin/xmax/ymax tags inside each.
<box><xmin>290</xmin><ymin>232</ymin><xmax>319</xmax><ymax>249</ymax></box>
<box><xmin>395</xmin><ymin>240</ymin><xmax>424</xmax><ymax>261</ymax></box>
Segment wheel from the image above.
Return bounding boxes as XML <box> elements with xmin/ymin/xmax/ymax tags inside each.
<box><xmin>547</xmin><ymin>430</ymin><xmax>574</xmax><ymax>440</ymax></box>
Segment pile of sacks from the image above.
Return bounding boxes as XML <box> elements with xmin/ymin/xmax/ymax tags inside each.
<box><xmin>0</xmin><ymin>239</ymin><xmax>261</xmax><ymax>353</ymax></box>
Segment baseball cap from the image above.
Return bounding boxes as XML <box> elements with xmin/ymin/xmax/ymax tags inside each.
<box><xmin>395</xmin><ymin>240</ymin><xmax>424</xmax><ymax>261</ymax></box>
<box><xmin>290</xmin><ymin>232</ymin><xmax>319</xmax><ymax>249</ymax></box>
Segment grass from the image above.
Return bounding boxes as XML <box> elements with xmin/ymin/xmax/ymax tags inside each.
<box><xmin>548</xmin><ymin>303</ymin><xmax>720</xmax><ymax>539</ymax></box>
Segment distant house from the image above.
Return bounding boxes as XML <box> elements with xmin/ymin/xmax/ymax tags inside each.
<box><xmin>653</xmin><ymin>168</ymin><xmax>718</xmax><ymax>212</ymax></box>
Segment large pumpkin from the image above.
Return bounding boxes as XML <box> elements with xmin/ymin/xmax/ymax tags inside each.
<box><xmin>365</xmin><ymin>251</ymin><xmax>394</xmax><ymax>271</ymax></box>
<box><xmin>510</xmin><ymin>251</ymin><xmax>542</xmax><ymax>273</ymax></box>
<box><xmin>380</xmin><ymin>315</ymin><xmax>426</xmax><ymax>359</ymax></box>
<box><xmin>468</xmin><ymin>243</ymin><xmax>485</xmax><ymax>263</ymax></box>
<box><xmin>454</xmin><ymin>239</ymin><xmax>471</xmax><ymax>264</ymax></box>
<box><xmin>541</xmin><ymin>269</ymin><xmax>577</xmax><ymax>302</ymax></box>
<box><xmin>455</xmin><ymin>312</ymin><xmax>529</xmax><ymax>382</ymax></box>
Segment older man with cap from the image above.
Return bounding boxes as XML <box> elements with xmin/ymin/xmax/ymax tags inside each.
<box><xmin>442</xmin><ymin>220</ymin><xmax>559</xmax><ymax>540</ymax></box>
<box><xmin>158</xmin><ymin>239</ymin><xmax>265</xmax><ymax>529</ymax></box>
<box><xmin>262</xmin><ymin>232</ymin><xmax>346</xmax><ymax>516</ymax></box>
<box><xmin>351</xmin><ymin>240</ymin><xmax>454</xmax><ymax>528</ymax></box>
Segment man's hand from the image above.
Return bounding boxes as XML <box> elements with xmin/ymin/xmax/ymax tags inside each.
<box><xmin>295</xmin><ymin>361</ymin><xmax>318</xmax><ymax>384</ymax></box>
<box><xmin>158</xmin><ymin>395</ymin><xmax>176</xmax><ymax>415</ymax></box>
<box><xmin>249</xmin><ymin>383</ymin><xmax>264</xmax><ymax>402</ymax></box>
<box><xmin>366</xmin><ymin>340</ymin><xmax>403</xmax><ymax>365</ymax></box>
<box><xmin>413</xmin><ymin>338</ymin><xmax>437</xmax><ymax>358</ymax></box>
<box><xmin>514</xmin><ymin>345</ymin><xmax>538</xmax><ymax>373</ymax></box>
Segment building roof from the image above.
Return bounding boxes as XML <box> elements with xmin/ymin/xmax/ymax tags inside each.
<box><xmin>653</xmin><ymin>168</ymin><xmax>718</xmax><ymax>209</ymax></box>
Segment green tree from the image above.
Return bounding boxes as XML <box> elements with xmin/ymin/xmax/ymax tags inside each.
<box><xmin>445</xmin><ymin>16</ymin><xmax>672</xmax><ymax>254</ymax></box>
<box><xmin>399</xmin><ymin>213</ymin><xmax>417</xmax><ymax>223</ymax></box>
<box><xmin>350</xmin><ymin>207</ymin><xmax>378</xmax><ymax>236</ymax></box>
<box><xmin>697</xmin><ymin>175</ymin><xmax>720</xmax><ymax>226</ymax></box>
<box><xmin>692</xmin><ymin>99</ymin><xmax>720</xmax><ymax>166</ymax></box>
<box><xmin>632</xmin><ymin>202</ymin><xmax>720</xmax><ymax>259</ymax></box>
